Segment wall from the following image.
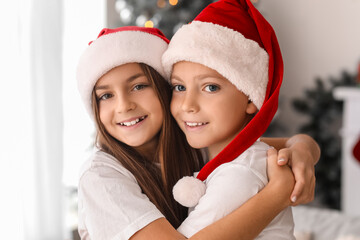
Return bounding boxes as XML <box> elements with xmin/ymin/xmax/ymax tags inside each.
<box><xmin>62</xmin><ymin>0</ymin><xmax>107</xmax><ymax>187</ymax></box>
<box><xmin>256</xmin><ymin>0</ymin><xmax>360</xmax><ymax>134</ymax></box>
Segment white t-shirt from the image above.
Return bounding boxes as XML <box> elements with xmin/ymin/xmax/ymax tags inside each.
<box><xmin>77</xmin><ymin>151</ymin><xmax>164</xmax><ymax>240</ymax></box>
<box><xmin>178</xmin><ymin>141</ymin><xmax>295</xmax><ymax>240</ymax></box>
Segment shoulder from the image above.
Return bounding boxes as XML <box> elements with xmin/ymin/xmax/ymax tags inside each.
<box><xmin>78</xmin><ymin>150</ymin><xmax>141</xmax><ymax>206</ymax></box>
<box><xmin>79</xmin><ymin>150</ymin><xmax>136</xmax><ymax>184</ymax></box>
<box><xmin>210</xmin><ymin>141</ymin><xmax>271</xmax><ymax>184</ymax></box>
<box><xmin>246</xmin><ymin>140</ymin><xmax>271</xmax><ymax>154</ymax></box>
<box><xmin>77</xmin><ymin>151</ymin><xmax>164</xmax><ymax>239</ymax></box>
<box><xmin>241</xmin><ymin>140</ymin><xmax>270</xmax><ymax>183</ymax></box>
<box><xmin>237</xmin><ymin>140</ymin><xmax>270</xmax><ymax>165</ymax></box>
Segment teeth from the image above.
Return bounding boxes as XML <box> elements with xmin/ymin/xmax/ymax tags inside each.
<box><xmin>120</xmin><ymin>116</ymin><xmax>145</xmax><ymax>126</ymax></box>
<box><xmin>186</xmin><ymin>122</ymin><xmax>206</xmax><ymax>127</ymax></box>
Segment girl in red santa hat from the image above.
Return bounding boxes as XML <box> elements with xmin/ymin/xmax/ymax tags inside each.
<box><xmin>76</xmin><ymin>24</ymin><xmax>319</xmax><ymax>240</ymax></box>
<box><xmin>163</xmin><ymin>0</ymin><xmax>316</xmax><ymax>239</ymax></box>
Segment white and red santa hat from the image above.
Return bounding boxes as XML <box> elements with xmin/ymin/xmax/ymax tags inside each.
<box><xmin>165</xmin><ymin>0</ymin><xmax>284</xmax><ymax>207</ymax></box>
<box><xmin>77</xmin><ymin>26</ymin><xmax>169</xmax><ymax>117</ymax></box>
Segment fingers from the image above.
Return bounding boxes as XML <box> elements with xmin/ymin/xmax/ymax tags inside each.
<box><xmin>277</xmin><ymin>148</ymin><xmax>291</xmax><ymax>166</ymax></box>
<box><xmin>276</xmin><ymin>147</ymin><xmax>316</xmax><ymax>205</ymax></box>
<box><xmin>289</xmin><ymin>159</ymin><xmax>305</xmax><ymax>203</ymax></box>
<box><xmin>267</xmin><ymin>148</ymin><xmax>290</xmax><ymax>166</ymax></box>
<box><xmin>290</xmin><ymin>162</ymin><xmax>316</xmax><ymax>206</ymax></box>
<box><xmin>267</xmin><ymin>148</ymin><xmax>289</xmax><ymax>181</ymax></box>
<box><xmin>291</xmin><ymin>176</ymin><xmax>315</xmax><ymax>206</ymax></box>
<box><xmin>266</xmin><ymin>148</ymin><xmax>278</xmax><ymax>180</ymax></box>
<box><xmin>267</xmin><ymin>148</ymin><xmax>295</xmax><ymax>199</ymax></box>
<box><xmin>290</xmin><ymin>178</ymin><xmax>304</xmax><ymax>204</ymax></box>
<box><xmin>267</xmin><ymin>148</ymin><xmax>278</xmax><ymax>163</ymax></box>
<box><xmin>299</xmin><ymin>173</ymin><xmax>315</xmax><ymax>205</ymax></box>
<box><xmin>266</xmin><ymin>136</ymin><xmax>318</xmax><ymax>205</ymax></box>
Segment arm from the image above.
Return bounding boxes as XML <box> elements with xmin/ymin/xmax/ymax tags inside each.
<box><xmin>192</xmin><ymin>174</ymin><xmax>293</xmax><ymax>240</ymax></box>
<box><xmin>261</xmin><ymin>134</ymin><xmax>320</xmax><ymax>205</ymax></box>
<box><xmin>261</xmin><ymin>134</ymin><xmax>320</xmax><ymax>165</ymax></box>
<box><xmin>131</xmin><ymin>149</ymin><xmax>294</xmax><ymax>240</ymax></box>
<box><xmin>178</xmin><ymin>162</ymin><xmax>267</xmax><ymax>237</ymax></box>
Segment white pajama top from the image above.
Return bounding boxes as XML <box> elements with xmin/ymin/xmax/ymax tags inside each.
<box><xmin>77</xmin><ymin>151</ymin><xmax>164</xmax><ymax>240</ymax></box>
<box><xmin>178</xmin><ymin>141</ymin><xmax>295</xmax><ymax>240</ymax></box>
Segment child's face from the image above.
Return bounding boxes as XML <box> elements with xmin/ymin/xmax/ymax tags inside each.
<box><xmin>94</xmin><ymin>63</ymin><xmax>163</xmax><ymax>151</ymax></box>
<box><xmin>170</xmin><ymin>61</ymin><xmax>257</xmax><ymax>159</ymax></box>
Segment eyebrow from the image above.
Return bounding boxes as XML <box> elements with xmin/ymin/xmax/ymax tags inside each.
<box><xmin>171</xmin><ymin>73</ymin><xmax>224</xmax><ymax>82</ymax></box>
<box><xmin>94</xmin><ymin>72</ymin><xmax>146</xmax><ymax>91</ymax></box>
<box><xmin>94</xmin><ymin>85</ymin><xmax>109</xmax><ymax>91</ymax></box>
<box><xmin>170</xmin><ymin>75</ymin><xmax>183</xmax><ymax>82</ymax></box>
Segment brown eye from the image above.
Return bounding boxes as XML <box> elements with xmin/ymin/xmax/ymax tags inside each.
<box><xmin>133</xmin><ymin>84</ymin><xmax>148</xmax><ymax>91</ymax></box>
<box><xmin>98</xmin><ymin>93</ymin><xmax>112</xmax><ymax>101</ymax></box>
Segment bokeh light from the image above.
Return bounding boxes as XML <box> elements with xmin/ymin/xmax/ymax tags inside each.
<box><xmin>145</xmin><ymin>20</ymin><xmax>154</xmax><ymax>28</ymax></box>
<box><xmin>169</xmin><ymin>0</ymin><xmax>178</xmax><ymax>6</ymax></box>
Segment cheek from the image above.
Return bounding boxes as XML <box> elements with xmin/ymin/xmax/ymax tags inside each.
<box><xmin>170</xmin><ymin>97</ymin><xmax>178</xmax><ymax>117</ymax></box>
<box><xmin>170</xmin><ymin>96</ymin><xmax>183</xmax><ymax>123</ymax></box>
<box><xmin>210</xmin><ymin>98</ymin><xmax>241</xmax><ymax>121</ymax></box>
<box><xmin>148</xmin><ymin>95</ymin><xmax>165</xmax><ymax>123</ymax></box>
<box><xmin>99</xmin><ymin>111</ymin><xmax>108</xmax><ymax>128</ymax></box>
<box><xmin>98</xmin><ymin>103</ymin><xmax>112</xmax><ymax>125</ymax></box>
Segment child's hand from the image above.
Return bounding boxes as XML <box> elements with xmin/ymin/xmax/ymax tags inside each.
<box><xmin>274</xmin><ymin>143</ymin><xmax>316</xmax><ymax>206</ymax></box>
<box><xmin>267</xmin><ymin>148</ymin><xmax>295</xmax><ymax>207</ymax></box>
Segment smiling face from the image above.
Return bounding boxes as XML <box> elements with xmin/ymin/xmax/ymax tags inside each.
<box><xmin>94</xmin><ymin>63</ymin><xmax>164</xmax><ymax>153</ymax></box>
<box><xmin>170</xmin><ymin>61</ymin><xmax>257</xmax><ymax>159</ymax></box>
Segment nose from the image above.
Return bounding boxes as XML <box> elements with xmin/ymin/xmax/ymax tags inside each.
<box><xmin>116</xmin><ymin>93</ymin><xmax>136</xmax><ymax>113</ymax></box>
<box><xmin>181</xmin><ymin>90</ymin><xmax>199</xmax><ymax>113</ymax></box>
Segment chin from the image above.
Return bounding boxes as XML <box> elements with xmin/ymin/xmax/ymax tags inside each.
<box><xmin>187</xmin><ymin>138</ymin><xmax>207</xmax><ymax>149</ymax></box>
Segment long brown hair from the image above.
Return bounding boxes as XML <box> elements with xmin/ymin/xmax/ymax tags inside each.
<box><xmin>91</xmin><ymin>63</ymin><xmax>203</xmax><ymax>227</ymax></box>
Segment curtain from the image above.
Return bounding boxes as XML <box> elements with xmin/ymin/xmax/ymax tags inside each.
<box><xmin>0</xmin><ymin>0</ymin><xmax>64</xmax><ymax>239</ymax></box>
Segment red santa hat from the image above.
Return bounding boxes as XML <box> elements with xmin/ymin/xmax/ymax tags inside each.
<box><xmin>167</xmin><ymin>0</ymin><xmax>284</xmax><ymax>207</ymax></box>
<box><xmin>77</xmin><ymin>26</ymin><xmax>169</xmax><ymax>117</ymax></box>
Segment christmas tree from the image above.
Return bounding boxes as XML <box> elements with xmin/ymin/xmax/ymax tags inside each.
<box><xmin>291</xmin><ymin>71</ymin><xmax>357</xmax><ymax>209</ymax></box>
<box><xmin>113</xmin><ymin>0</ymin><xmax>213</xmax><ymax>38</ymax></box>
<box><xmin>112</xmin><ymin>0</ymin><xmax>260</xmax><ymax>38</ymax></box>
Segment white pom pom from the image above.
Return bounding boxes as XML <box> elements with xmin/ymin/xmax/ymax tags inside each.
<box><xmin>173</xmin><ymin>176</ymin><xmax>206</xmax><ymax>207</ymax></box>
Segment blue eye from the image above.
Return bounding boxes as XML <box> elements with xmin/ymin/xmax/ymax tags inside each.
<box><xmin>204</xmin><ymin>85</ymin><xmax>219</xmax><ymax>92</ymax></box>
<box><xmin>173</xmin><ymin>85</ymin><xmax>186</xmax><ymax>92</ymax></box>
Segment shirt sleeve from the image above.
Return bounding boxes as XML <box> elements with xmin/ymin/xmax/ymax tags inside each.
<box><xmin>78</xmin><ymin>164</ymin><xmax>164</xmax><ymax>240</ymax></box>
<box><xmin>177</xmin><ymin>161</ymin><xmax>266</xmax><ymax>238</ymax></box>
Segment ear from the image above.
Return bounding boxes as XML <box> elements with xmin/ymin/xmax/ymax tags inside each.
<box><xmin>246</xmin><ymin>101</ymin><xmax>257</xmax><ymax>114</ymax></box>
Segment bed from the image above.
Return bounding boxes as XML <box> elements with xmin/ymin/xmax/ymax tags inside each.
<box><xmin>293</xmin><ymin>205</ymin><xmax>360</xmax><ymax>240</ymax></box>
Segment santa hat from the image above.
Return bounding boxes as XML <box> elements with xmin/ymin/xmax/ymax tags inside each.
<box><xmin>77</xmin><ymin>26</ymin><xmax>169</xmax><ymax>117</ymax></box>
<box><xmin>166</xmin><ymin>0</ymin><xmax>284</xmax><ymax>207</ymax></box>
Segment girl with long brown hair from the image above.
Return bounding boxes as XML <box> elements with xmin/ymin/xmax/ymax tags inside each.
<box><xmin>76</xmin><ymin>26</ymin><xmax>319</xmax><ymax>240</ymax></box>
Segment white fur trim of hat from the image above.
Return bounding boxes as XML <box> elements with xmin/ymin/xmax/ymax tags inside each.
<box><xmin>77</xmin><ymin>28</ymin><xmax>168</xmax><ymax>117</ymax></box>
<box><xmin>162</xmin><ymin>21</ymin><xmax>269</xmax><ymax>109</ymax></box>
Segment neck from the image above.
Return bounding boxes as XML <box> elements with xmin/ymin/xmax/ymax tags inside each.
<box><xmin>208</xmin><ymin>143</ymin><xmax>228</xmax><ymax>160</ymax></box>
<box><xmin>208</xmin><ymin>117</ymin><xmax>252</xmax><ymax>160</ymax></box>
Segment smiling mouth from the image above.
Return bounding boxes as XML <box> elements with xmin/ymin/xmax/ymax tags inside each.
<box><xmin>118</xmin><ymin>116</ymin><xmax>147</xmax><ymax>126</ymax></box>
<box><xmin>185</xmin><ymin>121</ymin><xmax>208</xmax><ymax>127</ymax></box>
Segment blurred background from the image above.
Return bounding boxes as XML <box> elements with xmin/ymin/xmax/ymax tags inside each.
<box><xmin>0</xmin><ymin>0</ymin><xmax>359</xmax><ymax>239</ymax></box>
